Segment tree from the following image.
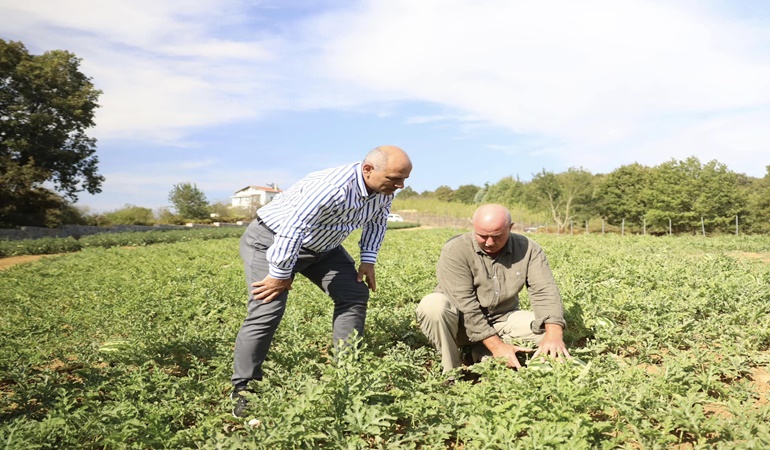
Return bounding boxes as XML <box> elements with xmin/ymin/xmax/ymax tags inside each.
<box><xmin>482</xmin><ymin>176</ymin><xmax>525</xmax><ymax>207</ymax></box>
<box><xmin>747</xmin><ymin>166</ymin><xmax>770</xmax><ymax>233</ymax></box>
<box><xmin>168</xmin><ymin>182</ymin><xmax>209</xmax><ymax>219</ymax></box>
<box><xmin>473</xmin><ymin>185</ymin><xmax>487</xmax><ymax>204</ymax></box>
<box><xmin>594</xmin><ymin>163</ymin><xmax>651</xmax><ymax>225</ymax></box>
<box><xmin>434</xmin><ymin>185</ymin><xmax>455</xmax><ymax>202</ymax></box>
<box><xmin>209</xmin><ymin>200</ymin><xmax>233</xmax><ymax>218</ymax></box>
<box><xmin>453</xmin><ymin>184</ymin><xmax>481</xmax><ymax>204</ymax></box>
<box><xmin>420</xmin><ymin>189</ymin><xmax>435</xmax><ymax>197</ymax></box>
<box><xmin>1</xmin><ymin>39</ymin><xmax>104</xmax><ymax>226</ymax></box>
<box><xmin>102</xmin><ymin>204</ymin><xmax>155</xmax><ymax>226</ymax></box>
<box><xmin>525</xmin><ymin>168</ymin><xmax>595</xmax><ymax>233</ymax></box>
<box><xmin>395</xmin><ymin>186</ymin><xmax>418</xmax><ymax>199</ymax></box>
<box><xmin>646</xmin><ymin>157</ymin><xmax>747</xmax><ymax>234</ymax></box>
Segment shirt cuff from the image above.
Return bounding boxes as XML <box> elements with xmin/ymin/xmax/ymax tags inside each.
<box><xmin>359</xmin><ymin>251</ymin><xmax>378</xmax><ymax>264</ymax></box>
<box><xmin>531</xmin><ymin>316</ymin><xmax>567</xmax><ymax>334</ymax></box>
<box><xmin>467</xmin><ymin>326</ymin><xmax>499</xmax><ymax>343</ymax></box>
<box><xmin>268</xmin><ymin>265</ymin><xmax>293</xmax><ymax>279</ymax></box>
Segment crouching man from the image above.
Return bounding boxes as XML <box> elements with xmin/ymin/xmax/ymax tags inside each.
<box><xmin>415</xmin><ymin>204</ymin><xmax>570</xmax><ymax>374</ymax></box>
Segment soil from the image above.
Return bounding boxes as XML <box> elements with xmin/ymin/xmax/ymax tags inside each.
<box><xmin>727</xmin><ymin>251</ymin><xmax>770</xmax><ymax>264</ymax></box>
<box><xmin>0</xmin><ymin>254</ymin><xmax>59</xmax><ymax>271</ymax></box>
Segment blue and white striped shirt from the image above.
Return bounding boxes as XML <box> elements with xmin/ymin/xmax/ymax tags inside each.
<box><xmin>257</xmin><ymin>162</ymin><xmax>393</xmax><ymax>279</ymax></box>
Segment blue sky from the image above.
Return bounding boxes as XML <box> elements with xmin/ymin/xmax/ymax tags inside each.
<box><xmin>2</xmin><ymin>0</ymin><xmax>770</xmax><ymax>213</ymax></box>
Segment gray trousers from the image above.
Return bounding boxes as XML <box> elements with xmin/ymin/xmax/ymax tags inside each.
<box><xmin>231</xmin><ymin>220</ymin><xmax>369</xmax><ymax>385</ymax></box>
<box><xmin>415</xmin><ymin>293</ymin><xmax>544</xmax><ymax>373</ymax></box>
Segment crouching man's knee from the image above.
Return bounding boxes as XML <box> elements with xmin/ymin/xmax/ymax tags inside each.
<box><xmin>415</xmin><ymin>292</ymin><xmax>454</xmax><ymax>325</ymax></box>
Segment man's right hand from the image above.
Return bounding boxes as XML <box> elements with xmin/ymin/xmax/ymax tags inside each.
<box><xmin>483</xmin><ymin>335</ymin><xmax>533</xmax><ymax>370</ymax></box>
<box><xmin>251</xmin><ymin>276</ymin><xmax>292</xmax><ymax>303</ymax></box>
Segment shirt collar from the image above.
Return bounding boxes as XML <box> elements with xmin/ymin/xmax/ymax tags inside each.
<box><xmin>354</xmin><ymin>162</ymin><xmax>370</xmax><ymax>197</ymax></box>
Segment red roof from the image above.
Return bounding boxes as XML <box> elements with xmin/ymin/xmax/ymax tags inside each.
<box><xmin>235</xmin><ymin>185</ymin><xmax>281</xmax><ymax>194</ymax></box>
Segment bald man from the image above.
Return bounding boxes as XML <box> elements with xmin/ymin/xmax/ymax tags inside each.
<box><xmin>231</xmin><ymin>146</ymin><xmax>412</xmax><ymax>417</ymax></box>
<box><xmin>416</xmin><ymin>204</ymin><xmax>570</xmax><ymax>375</ymax></box>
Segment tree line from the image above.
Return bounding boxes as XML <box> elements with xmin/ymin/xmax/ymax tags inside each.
<box><xmin>399</xmin><ymin>157</ymin><xmax>770</xmax><ymax>235</ymax></box>
<box><xmin>59</xmin><ymin>182</ymin><xmax>250</xmax><ymax>228</ymax></box>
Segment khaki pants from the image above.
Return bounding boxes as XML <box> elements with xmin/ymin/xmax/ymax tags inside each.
<box><xmin>415</xmin><ymin>293</ymin><xmax>544</xmax><ymax>373</ymax></box>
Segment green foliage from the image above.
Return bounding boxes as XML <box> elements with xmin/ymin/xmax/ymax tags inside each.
<box><xmin>154</xmin><ymin>207</ymin><xmax>186</xmax><ymax>225</ymax></box>
<box><xmin>747</xmin><ymin>167</ymin><xmax>770</xmax><ymax>233</ymax></box>
<box><xmin>645</xmin><ymin>158</ymin><xmax>748</xmax><ymax>234</ymax></box>
<box><xmin>526</xmin><ymin>168</ymin><xmax>596</xmax><ymax>232</ymax></box>
<box><xmin>168</xmin><ymin>182</ymin><xmax>210</xmax><ymax>220</ymax></box>
<box><xmin>467</xmin><ymin>156</ymin><xmax>768</xmax><ymax>235</ymax></box>
<box><xmin>595</xmin><ymin>163</ymin><xmax>651</xmax><ymax>225</ymax></box>
<box><xmin>395</xmin><ymin>186</ymin><xmax>418</xmax><ymax>199</ymax></box>
<box><xmin>0</xmin><ymin>227</ymin><xmax>244</xmax><ymax>257</ymax></box>
<box><xmin>0</xmin><ymin>236</ymin><xmax>83</xmax><ymax>256</ymax></box>
<box><xmin>453</xmin><ymin>184</ymin><xmax>481</xmax><ymax>205</ymax></box>
<box><xmin>0</xmin><ymin>39</ymin><xmax>103</xmax><ymax>207</ymax></box>
<box><xmin>208</xmin><ymin>200</ymin><xmax>250</xmax><ymax>222</ymax></box>
<box><xmin>482</xmin><ymin>176</ymin><xmax>525</xmax><ymax>207</ymax></box>
<box><xmin>100</xmin><ymin>204</ymin><xmax>155</xmax><ymax>226</ymax></box>
<box><xmin>2</xmin><ymin>231</ymin><xmax>770</xmax><ymax>448</ymax></box>
<box><xmin>434</xmin><ymin>185</ymin><xmax>455</xmax><ymax>203</ymax></box>
<box><xmin>386</xmin><ymin>221</ymin><xmax>421</xmax><ymax>230</ymax></box>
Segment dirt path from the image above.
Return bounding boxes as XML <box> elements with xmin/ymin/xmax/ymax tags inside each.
<box><xmin>395</xmin><ymin>225</ymin><xmax>437</xmax><ymax>231</ymax></box>
<box><xmin>0</xmin><ymin>254</ymin><xmax>58</xmax><ymax>271</ymax></box>
<box><xmin>728</xmin><ymin>251</ymin><xmax>770</xmax><ymax>264</ymax></box>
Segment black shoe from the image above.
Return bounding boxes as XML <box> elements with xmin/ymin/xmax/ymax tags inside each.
<box><xmin>230</xmin><ymin>387</ymin><xmax>255</xmax><ymax>418</ymax></box>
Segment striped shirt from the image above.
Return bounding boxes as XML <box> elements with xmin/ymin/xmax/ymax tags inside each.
<box><xmin>257</xmin><ymin>162</ymin><xmax>393</xmax><ymax>279</ymax></box>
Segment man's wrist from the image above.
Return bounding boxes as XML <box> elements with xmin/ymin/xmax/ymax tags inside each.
<box><xmin>544</xmin><ymin>323</ymin><xmax>564</xmax><ymax>336</ymax></box>
<box><xmin>482</xmin><ymin>334</ymin><xmax>505</xmax><ymax>352</ymax></box>
<box><xmin>359</xmin><ymin>251</ymin><xmax>377</xmax><ymax>264</ymax></box>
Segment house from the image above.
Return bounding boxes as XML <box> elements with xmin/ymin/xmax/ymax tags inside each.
<box><xmin>231</xmin><ymin>183</ymin><xmax>282</xmax><ymax>209</ymax></box>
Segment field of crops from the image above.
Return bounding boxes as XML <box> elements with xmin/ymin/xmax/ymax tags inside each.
<box><xmin>2</xmin><ymin>229</ymin><xmax>770</xmax><ymax>449</ymax></box>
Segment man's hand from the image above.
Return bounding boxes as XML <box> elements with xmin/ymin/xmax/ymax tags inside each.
<box><xmin>357</xmin><ymin>263</ymin><xmax>376</xmax><ymax>292</ymax></box>
<box><xmin>483</xmin><ymin>335</ymin><xmax>533</xmax><ymax>370</ymax></box>
<box><xmin>533</xmin><ymin>323</ymin><xmax>571</xmax><ymax>361</ymax></box>
<box><xmin>251</xmin><ymin>275</ymin><xmax>293</xmax><ymax>303</ymax></box>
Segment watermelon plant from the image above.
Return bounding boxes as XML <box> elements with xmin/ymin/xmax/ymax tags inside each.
<box><xmin>1</xmin><ymin>230</ymin><xmax>769</xmax><ymax>448</ymax></box>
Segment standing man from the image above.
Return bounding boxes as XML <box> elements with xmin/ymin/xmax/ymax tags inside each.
<box><xmin>416</xmin><ymin>204</ymin><xmax>570</xmax><ymax>375</ymax></box>
<box><xmin>231</xmin><ymin>145</ymin><xmax>412</xmax><ymax>417</ymax></box>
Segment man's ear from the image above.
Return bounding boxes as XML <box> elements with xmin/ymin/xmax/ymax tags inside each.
<box><xmin>362</xmin><ymin>163</ymin><xmax>374</xmax><ymax>176</ymax></box>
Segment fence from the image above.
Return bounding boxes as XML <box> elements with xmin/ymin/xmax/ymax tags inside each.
<box><xmin>0</xmin><ymin>222</ymin><xmax>248</xmax><ymax>241</ymax></box>
<box><xmin>469</xmin><ymin>215</ymin><xmax>748</xmax><ymax>237</ymax></box>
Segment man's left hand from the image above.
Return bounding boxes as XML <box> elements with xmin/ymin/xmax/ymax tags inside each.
<box><xmin>533</xmin><ymin>323</ymin><xmax>571</xmax><ymax>361</ymax></box>
<box><xmin>357</xmin><ymin>263</ymin><xmax>376</xmax><ymax>291</ymax></box>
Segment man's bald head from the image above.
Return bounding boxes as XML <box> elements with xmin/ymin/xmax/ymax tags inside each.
<box><xmin>362</xmin><ymin>145</ymin><xmax>413</xmax><ymax>195</ymax></box>
<box><xmin>472</xmin><ymin>204</ymin><xmax>512</xmax><ymax>229</ymax></box>
<box><xmin>471</xmin><ymin>204</ymin><xmax>513</xmax><ymax>256</ymax></box>
<box><xmin>364</xmin><ymin>145</ymin><xmax>411</xmax><ymax>171</ymax></box>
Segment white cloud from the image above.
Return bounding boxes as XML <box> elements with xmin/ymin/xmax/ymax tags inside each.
<box><xmin>0</xmin><ymin>0</ymin><xmax>283</xmax><ymax>143</ymax></box>
<box><xmin>3</xmin><ymin>0</ymin><xmax>770</xmax><ymax>192</ymax></box>
<box><xmin>312</xmin><ymin>0</ymin><xmax>770</xmax><ymax>176</ymax></box>
<box><xmin>404</xmin><ymin>114</ymin><xmax>481</xmax><ymax>125</ymax></box>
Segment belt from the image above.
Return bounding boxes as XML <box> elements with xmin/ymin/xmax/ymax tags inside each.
<box><xmin>254</xmin><ymin>215</ymin><xmax>276</xmax><ymax>234</ymax></box>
